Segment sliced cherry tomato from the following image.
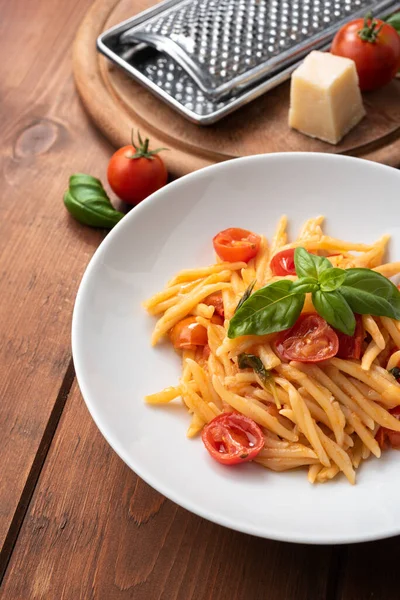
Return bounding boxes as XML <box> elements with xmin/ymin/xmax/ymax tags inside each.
<box><xmin>335</xmin><ymin>314</ymin><xmax>364</xmax><ymax>360</ymax></box>
<box><xmin>169</xmin><ymin>317</ymin><xmax>207</xmax><ymax>350</ymax></box>
<box><xmin>213</xmin><ymin>228</ymin><xmax>261</xmax><ymax>263</ymax></box>
<box><xmin>270</xmin><ymin>248</ymin><xmax>297</xmax><ymax>276</ymax></box>
<box><xmin>331</xmin><ymin>15</ymin><xmax>400</xmax><ymax>91</ymax></box>
<box><xmin>376</xmin><ymin>406</ymin><xmax>400</xmax><ymax>450</ymax></box>
<box><xmin>275</xmin><ymin>313</ymin><xmax>339</xmax><ymax>363</ymax></box>
<box><xmin>201</xmin><ymin>413</ymin><xmax>264</xmax><ymax>465</ymax></box>
<box><xmin>204</xmin><ymin>292</ymin><xmax>225</xmax><ymax>318</ymax></box>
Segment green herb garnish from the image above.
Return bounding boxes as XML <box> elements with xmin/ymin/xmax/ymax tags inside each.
<box><xmin>238</xmin><ymin>353</ymin><xmax>280</xmax><ymax>406</ymax></box>
<box><xmin>238</xmin><ymin>353</ymin><xmax>270</xmax><ymax>383</ymax></box>
<box><xmin>228</xmin><ymin>248</ymin><xmax>400</xmax><ymax>338</ymax></box>
<box><xmin>234</xmin><ymin>280</ymin><xmax>256</xmax><ymax>313</ymax></box>
<box><xmin>64</xmin><ymin>173</ymin><xmax>124</xmax><ymax>229</ymax></box>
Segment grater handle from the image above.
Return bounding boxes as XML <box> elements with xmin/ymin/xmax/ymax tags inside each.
<box><xmin>120</xmin><ymin>30</ymin><xmax>218</xmax><ymax>98</ymax></box>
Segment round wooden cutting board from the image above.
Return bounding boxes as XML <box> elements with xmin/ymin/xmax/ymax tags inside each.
<box><xmin>73</xmin><ymin>0</ymin><xmax>400</xmax><ymax>177</ymax></box>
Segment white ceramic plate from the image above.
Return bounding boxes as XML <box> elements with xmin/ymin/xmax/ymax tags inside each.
<box><xmin>72</xmin><ymin>153</ymin><xmax>400</xmax><ymax>544</ymax></box>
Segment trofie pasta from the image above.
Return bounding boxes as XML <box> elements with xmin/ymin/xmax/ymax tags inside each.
<box><xmin>144</xmin><ymin>217</ymin><xmax>400</xmax><ymax>484</ymax></box>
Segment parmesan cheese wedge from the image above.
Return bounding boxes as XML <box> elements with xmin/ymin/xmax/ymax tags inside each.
<box><xmin>289</xmin><ymin>51</ymin><xmax>366</xmax><ymax>145</ymax></box>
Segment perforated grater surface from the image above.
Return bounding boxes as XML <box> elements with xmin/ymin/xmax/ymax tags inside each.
<box><xmin>97</xmin><ymin>0</ymin><xmax>400</xmax><ymax>124</ymax></box>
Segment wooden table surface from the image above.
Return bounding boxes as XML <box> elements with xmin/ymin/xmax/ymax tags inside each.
<box><xmin>1</xmin><ymin>1</ymin><xmax>400</xmax><ymax>598</ymax></box>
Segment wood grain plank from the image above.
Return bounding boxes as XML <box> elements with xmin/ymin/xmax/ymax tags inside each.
<box><xmin>0</xmin><ymin>0</ymin><xmax>114</xmax><ymax>559</ymax></box>
<box><xmin>1</xmin><ymin>381</ymin><xmax>335</xmax><ymax>600</ymax></box>
<box><xmin>339</xmin><ymin>538</ymin><xmax>400</xmax><ymax>600</ymax></box>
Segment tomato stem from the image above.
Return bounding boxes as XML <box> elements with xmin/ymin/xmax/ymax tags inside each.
<box><xmin>358</xmin><ymin>12</ymin><xmax>383</xmax><ymax>42</ymax></box>
<box><xmin>127</xmin><ymin>129</ymin><xmax>169</xmax><ymax>161</ymax></box>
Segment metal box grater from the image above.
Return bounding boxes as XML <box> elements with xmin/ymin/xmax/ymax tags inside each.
<box><xmin>97</xmin><ymin>0</ymin><xmax>400</xmax><ymax>125</ymax></box>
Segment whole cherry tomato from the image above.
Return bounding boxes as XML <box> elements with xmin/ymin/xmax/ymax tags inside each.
<box><xmin>331</xmin><ymin>14</ymin><xmax>400</xmax><ymax>91</ymax></box>
<box><xmin>107</xmin><ymin>131</ymin><xmax>168</xmax><ymax>205</ymax></box>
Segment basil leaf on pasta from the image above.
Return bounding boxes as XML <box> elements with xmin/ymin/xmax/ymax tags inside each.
<box><xmin>319</xmin><ymin>268</ymin><xmax>347</xmax><ymax>292</ymax></box>
<box><xmin>290</xmin><ymin>277</ymin><xmax>319</xmax><ymax>295</ymax></box>
<box><xmin>228</xmin><ymin>280</ymin><xmax>305</xmax><ymax>338</ymax></box>
<box><xmin>294</xmin><ymin>247</ymin><xmax>332</xmax><ymax>279</ymax></box>
<box><xmin>312</xmin><ymin>289</ymin><xmax>356</xmax><ymax>335</ymax></box>
<box><xmin>238</xmin><ymin>354</ymin><xmax>271</xmax><ymax>384</ymax></box>
<box><xmin>339</xmin><ymin>268</ymin><xmax>400</xmax><ymax>320</ymax></box>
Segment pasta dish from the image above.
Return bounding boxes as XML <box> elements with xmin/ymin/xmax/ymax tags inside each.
<box><xmin>144</xmin><ymin>217</ymin><xmax>400</xmax><ymax>484</ymax></box>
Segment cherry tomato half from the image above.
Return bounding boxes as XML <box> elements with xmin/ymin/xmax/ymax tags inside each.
<box><xmin>335</xmin><ymin>314</ymin><xmax>364</xmax><ymax>360</ymax></box>
<box><xmin>107</xmin><ymin>132</ymin><xmax>168</xmax><ymax>205</ymax></box>
<box><xmin>331</xmin><ymin>16</ymin><xmax>400</xmax><ymax>91</ymax></box>
<box><xmin>275</xmin><ymin>313</ymin><xmax>339</xmax><ymax>363</ymax></box>
<box><xmin>203</xmin><ymin>292</ymin><xmax>225</xmax><ymax>318</ymax></box>
<box><xmin>376</xmin><ymin>406</ymin><xmax>400</xmax><ymax>450</ymax></box>
<box><xmin>213</xmin><ymin>228</ymin><xmax>261</xmax><ymax>263</ymax></box>
<box><xmin>169</xmin><ymin>317</ymin><xmax>207</xmax><ymax>350</ymax></box>
<box><xmin>202</xmin><ymin>413</ymin><xmax>264</xmax><ymax>465</ymax></box>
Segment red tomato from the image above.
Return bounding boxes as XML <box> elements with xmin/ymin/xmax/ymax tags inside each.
<box><xmin>335</xmin><ymin>314</ymin><xmax>364</xmax><ymax>360</ymax></box>
<box><xmin>270</xmin><ymin>248</ymin><xmax>297</xmax><ymax>276</ymax></box>
<box><xmin>213</xmin><ymin>228</ymin><xmax>261</xmax><ymax>263</ymax></box>
<box><xmin>204</xmin><ymin>292</ymin><xmax>225</xmax><ymax>318</ymax></box>
<box><xmin>331</xmin><ymin>16</ymin><xmax>400</xmax><ymax>91</ymax></box>
<box><xmin>270</xmin><ymin>248</ymin><xmax>320</xmax><ymax>276</ymax></box>
<box><xmin>201</xmin><ymin>413</ymin><xmax>264</xmax><ymax>465</ymax></box>
<box><xmin>210</xmin><ymin>314</ymin><xmax>224</xmax><ymax>326</ymax></box>
<box><xmin>107</xmin><ymin>131</ymin><xmax>168</xmax><ymax>205</ymax></box>
<box><xmin>275</xmin><ymin>313</ymin><xmax>339</xmax><ymax>363</ymax></box>
<box><xmin>169</xmin><ymin>317</ymin><xmax>207</xmax><ymax>350</ymax></box>
<box><xmin>376</xmin><ymin>406</ymin><xmax>400</xmax><ymax>450</ymax></box>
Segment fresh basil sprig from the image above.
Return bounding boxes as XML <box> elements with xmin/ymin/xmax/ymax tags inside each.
<box><xmin>340</xmin><ymin>269</ymin><xmax>400</xmax><ymax>320</ymax></box>
<box><xmin>295</xmin><ymin>247</ymin><xmax>332</xmax><ymax>279</ymax></box>
<box><xmin>312</xmin><ymin>289</ymin><xmax>356</xmax><ymax>335</ymax></box>
<box><xmin>228</xmin><ymin>280</ymin><xmax>305</xmax><ymax>338</ymax></box>
<box><xmin>64</xmin><ymin>174</ymin><xmax>124</xmax><ymax>228</ymax></box>
<box><xmin>228</xmin><ymin>247</ymin><xmax>400</xmax><ymax>339</ymax></box>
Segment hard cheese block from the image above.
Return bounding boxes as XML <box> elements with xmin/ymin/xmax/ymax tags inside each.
<box><xmin>289</xmin><ymin>51</ymin><xmax>366</xmax><ymax>144</ymax></box>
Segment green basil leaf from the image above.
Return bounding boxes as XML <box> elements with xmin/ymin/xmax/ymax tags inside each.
<box><xmin>238</xmin><ymin>354</ymin><xmax>271</xmax><ymax>384</ymax></box>
<box><xmin>339</xmin><ymin>268</ymin><xmax>400</xmax><ymax>319</ymax></box>
<box><xmin>319</xmin><ymin>268</ymin><xmax>347</xmax><ymax>292</ymax></box>
<box><xmin>386</xmin><ymin>12</ymin><xmax>400</xmax><ymax>34</ymax></box>
<box><xmin>234</xmin><ymin>280</ymin><xmax>256</xmax><ymax>313</ymax></box>
<box><xmin>64</xmin><ymin>173</ymin><xmax>124</xmax><ymax>229</ymax></box>
<box><xmin>312</xmin><ymin>290</ymin><xmax>356</xmax><ymax>335</ymax></box>
<box><xmin>294</xmin><ymin>247</ymin><xmax>332</xmax><ymax>279</ymax></box>
<box><xmin>228</xmin><ymin>280</ymin><xmax>305</xmax><ymax>338</ymax></box>
<box><xmin>238</xmin><ymin>353</ymin><xmax>280</xmax><ymax>404</ymax></box>
<box><xmin>290</xmin><ymin>277</ymin><xmax>320</xmax><ymax>295</ymax></box>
